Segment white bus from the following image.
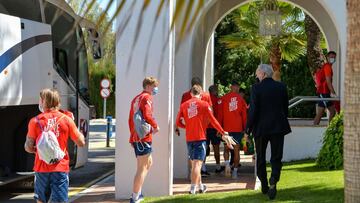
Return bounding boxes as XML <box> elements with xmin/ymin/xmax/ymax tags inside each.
<box><xmin>0</xmin><ymin>0</ymin><xmax>100</xmax><ymax>185</ymax></box>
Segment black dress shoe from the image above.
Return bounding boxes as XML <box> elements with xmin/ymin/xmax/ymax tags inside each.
<box><xmin>261</xmin><ymin>184</ymin><xmax>269</xmax><ymax>195</ymax></box>
<box><xmin>215</xmin><ymin>166</ymin><xmax>225</xmax><ymax>173</ymax></box>
<box><xmin>268</xmin><ymin>184</ymin><xmax>277</xmax><ymax>200</ymax></box>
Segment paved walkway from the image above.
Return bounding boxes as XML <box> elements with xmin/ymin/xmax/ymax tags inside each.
<box><xmin>71</xmin><ymin>151</ymin><xmax>256</xmax><ymax>202</ymax></box>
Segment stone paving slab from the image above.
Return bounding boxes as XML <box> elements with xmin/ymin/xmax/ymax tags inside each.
<box><xmin>71</xmin><ymin>153</ymin><xmax>256</xmax><ymax>202</ymax></box>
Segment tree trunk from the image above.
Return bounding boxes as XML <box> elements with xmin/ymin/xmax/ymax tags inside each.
<box><xmin>345</xmin><ymin>0</ymin><xmax>360</xmax><ymax>202</ymax></box>
<box><xmin>304</xmin><ymin>14</ymin><xmax>325</xmax><ymax>73</ymax></box>
<box><xmin>269</xmin><ymin>40</ymin><xmax>281</xmax><ymax>81</ymax></box>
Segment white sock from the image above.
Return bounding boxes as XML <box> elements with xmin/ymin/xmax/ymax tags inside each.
<box><xmin>233</xmin><ymin>168</ymin><xmax>238</xmax><ymax>172</ymax></box>
<box><xmin>132</xmin><ymin>192</ymin><xmax>140</xmax><ymax>200</ymax></box>
<box><xmin>190</xmin><ymin>184</ymin><xmax>197</xmax><ymax>194</ymax></box>
<box><xmin>201</xmin><ymin>164</ymin><xmax>206</xmax><ymax>171</ymax></box>
<box><xmin>225</xmin><ymin>160</ymin><xmax>230</xmax><ymax>166</ymax></box>
<box><xmin>216</xmin><ymin>164</ymin><xmax>221</xmax><ymax>170</ymax></box>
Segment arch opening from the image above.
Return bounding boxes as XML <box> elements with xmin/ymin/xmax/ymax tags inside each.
<box><xmin>190</xmin><ymin>0</ymin><xmax>341</xmax><ymax>98</ymax></box>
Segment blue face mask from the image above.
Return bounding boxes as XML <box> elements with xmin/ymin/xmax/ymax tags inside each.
<box><xmin>152</xmin><ymin>87</ymin><xmax>159</xmax><ymax>95</ymax></box>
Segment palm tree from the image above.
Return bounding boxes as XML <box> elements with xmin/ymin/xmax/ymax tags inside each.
<box><xmin>304</xmin><ymin>14</ymin><xmax>326</xmax><ymax>73</ymax></box>
<box><xmin>344</xmin><ymin>1</ymin><xmax>360</xmax><ymax>202</ymax></box>
<box><xmin>220</xmin><ymin>2</ymin><xmax>306</xmax><ymax>81</ymax></box>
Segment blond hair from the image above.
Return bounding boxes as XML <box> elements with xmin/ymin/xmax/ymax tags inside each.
<box><xmin>191</xmin><ymin>85</ymin><xmax>202</xmax><ymax>96</ymax></box>
<box><xmin>40</xmin><ymin>89</ymin><xmax>61</xmax><ymax>110</ymax></box>
<box><xmin>142</xmin><ymin>76</ymin><xmax>159</xmax><ymax>89</ymax></box>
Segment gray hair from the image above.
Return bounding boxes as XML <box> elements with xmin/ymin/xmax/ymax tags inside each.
<box><xmin>257</xmin><ymin>64</ymin><xmax>274</xmax><ymax>78</ymax></box>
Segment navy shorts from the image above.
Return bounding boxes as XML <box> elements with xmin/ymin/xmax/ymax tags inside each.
<box><xmin>229</xmin><ymin>132</ymin><xmax>244</xmax><ymax>145</ymax></box>
<box><xmin>187</xmin><ymin>140</ymin><xmax>207</xmax><ymax>161</ymax></box>
<box><xmin>133</xmin><ymin>142</ymin><xmax>152</xmax><ymax>157</ymax></box>
<box><xmin>34</xmin><ymin>172</ymin><xmax>69</xmax><ymax>203</ymax></box>
<box><xmin>318</xmin><ymin>93</ymin><xmax>333</xmax><ymax>108</ymax></box>
<box><xmin>206</xmin><ymin>128</ymin><xmax>222</xmax><ymax>146</ymax></box>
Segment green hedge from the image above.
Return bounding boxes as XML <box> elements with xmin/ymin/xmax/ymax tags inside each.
<box><xmin>89</xmin><ymin>58</ymin><xmax>116</xmax><ymax>118</ymax></box>
<box><xmin>316</xmin><ymin>112</ymin><xmax>344</xmax><ymax>170</ymax></box>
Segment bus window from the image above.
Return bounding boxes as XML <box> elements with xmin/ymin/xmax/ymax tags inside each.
<box><xmin>78</xmin><ymin>43</ymin><xmax>90</xmax><ymax>103</ymax></box>
<box><xmin>44</xmin><ymin>2</ymin><xmax>78</xmax><ymax>87</ymax></box>
<box><xmin>55</xmin><ymin>48</ymin><xmax>68</xmax><ymax>76</ymax></box>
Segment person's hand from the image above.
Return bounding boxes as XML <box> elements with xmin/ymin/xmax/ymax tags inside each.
<box><xmin>153</xmin><ymin>126</ymin><xmax>160</xmax><ymax>134</ymax></box>
<box><xmin>330</xmin><ymin>93</ymin><xmax>337</xmax><ymax>98</ymax></box>
<box><xmin>29</xmin><ymin>146</ymin><xmax>36</xmax><ymax>153</ymax></box>
<box><xmin>222</xmin><ymin>132</ymin><xmax>237</xmax><ymax>150</ymax></box>
<box><xmin>244</xmin><ymin>133</ymin><xmax>250</xmax><ymax>144</ymax></box>
<box><xmin>175</xmin><ymin>127</ymin><xmax>180</xmax><ymax>136</ymax></box>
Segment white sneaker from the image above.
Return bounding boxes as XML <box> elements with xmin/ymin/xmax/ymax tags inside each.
<box><xmin>129</xmin><ymin>194</ymin><xmax>144</xmax><ymax>203</ymax></box>
<box><xmin>232</xmin><ymin>170</ymin><xmax>238</xmax><ymax>179</ymax></box>
<box><xmin>225</xmin><ymin>165</ymin><xmax>231</xmax><ymax>177</ymax></box>
<box><xmin>199</xmin><ymin>184</ymin><xmax>207</xmax><ymax>194</ymax></box>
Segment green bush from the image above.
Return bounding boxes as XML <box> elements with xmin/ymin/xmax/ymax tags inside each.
<box><xmin>316</xmin><ymin>112</ymin><xmax>344</xmax><ymax>170</ymax></box>
<box><xmin>89</xmin><ymin>58</ymin><xmax>116</xmax><ymax>118</ymax></box>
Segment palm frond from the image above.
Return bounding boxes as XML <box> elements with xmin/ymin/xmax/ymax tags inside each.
<box><xmin>186</xmin><ymin>0</ymin><xmax>205</xmax><ymax>32</ymax></box>
<box><xmin>103</xmin><ymin>0</ymin><xmax>126</xmax><ymax>36</ymax></box>
<box><xmin>95</xmin><ymin>0</ymin><xmax>115</xmax><ymax>30</ymax></box>
<box><xmin>279</xmin><ymin>36</ymin><xmax>306</xmax><ymax>62</ymax></box>
<box><xmin>155</xmin><ymin>0</ymin><xmax>166</xmax><ymax>20</ymax></box>
<box><xmin>170</xmin><ymin>0</ymin><xmax>186</xmax><ymax>31</ymax></box>
<box><xmin>179</xmin><ymin>0</ymin><xmax>195</xmax><ymax>40</ymax></box>
<box><xmin>132</xmin><ymin>0</ymin><xmax>152</xmax><ymax>48</ymax></box>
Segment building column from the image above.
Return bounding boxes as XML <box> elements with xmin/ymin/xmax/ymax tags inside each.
<box><xmin>115</xmin><ymin>0</ymin><xmax>174</xmax><ymax>198</ymax></box>
<box><xmin>204</xmin><ymin>33</ymin><xmax>215</xmax><ymax>90</ymax></box>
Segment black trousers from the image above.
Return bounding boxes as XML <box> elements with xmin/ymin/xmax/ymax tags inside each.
<box><xmin>255</xmin><ymin>134</ymin><xmax>284</xmax><ymax>185</ymax></box>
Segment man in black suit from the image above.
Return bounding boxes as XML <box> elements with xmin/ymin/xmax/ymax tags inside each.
<box><xmin>244</xmin><ymin>64</ymin><xmax>291</xmax><ymax>200</ymax></box>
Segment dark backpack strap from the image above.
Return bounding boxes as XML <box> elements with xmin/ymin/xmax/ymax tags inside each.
<box><xmin>35</xmin><ymin>116</ymin><xmax>43</xmax><ymax>131</ymax></box>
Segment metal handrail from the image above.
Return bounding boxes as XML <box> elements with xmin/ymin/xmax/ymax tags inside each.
<box><xmin>288</xmin><ymin>96</ymin><xmax>340</xmax><ymax>109</ymax></box>
<box><xmin>289</xmin><ymin>96</ymin><xmax>318</xmax><ymax>104</ymax></box>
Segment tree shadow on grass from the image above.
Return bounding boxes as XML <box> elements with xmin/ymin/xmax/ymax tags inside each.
<box><xmin>147</xmin><ymin>185</ymin><xmax>343</xmax><ymax>203</ymax></box>
<box><xmin>279</xmin><ymin>160</ymin><xmax>343</xmax><ymax>173</ymax></box>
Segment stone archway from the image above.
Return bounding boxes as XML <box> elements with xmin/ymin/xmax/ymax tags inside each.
<box><xmin>173</xmin><ymin>0</ymin><xmax>346</xmax><ymax>180</ymax></box>
<box><xmin>190</xmin><ymin>0</ymin><xmax>343</xmax><ymax>93</ymax></box>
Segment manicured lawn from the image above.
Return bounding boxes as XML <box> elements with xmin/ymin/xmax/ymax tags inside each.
<box><xmin>146</xmin><ymin>160</ymin><xmax>344</xmax><ymax>202</ymax></box>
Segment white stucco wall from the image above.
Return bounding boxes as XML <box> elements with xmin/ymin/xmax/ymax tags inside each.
<box><xmin>115</xmin><ymin>0</ymin><xmax>174</xmax><ymax>198</ymax></box>
<box><xmin>267</xmin><ymin>126</ymin><xmax>326</xmax><ymax>162</ymax></box>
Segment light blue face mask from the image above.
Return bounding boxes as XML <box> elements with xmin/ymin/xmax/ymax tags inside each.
<box><xmin>328</xmin><ymin>58</ymin><xmax>336</xmax><ymax>64</ymax></box>
<box><xmin>152</xmin><ymin>87</ymin><xmax>159</xmax><ymax>96</ymax></box>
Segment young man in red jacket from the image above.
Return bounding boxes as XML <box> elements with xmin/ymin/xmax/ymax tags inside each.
<box><xmin>314</xmin><ymin>51</ymin><xmax>337</xmax><ymax>125</ymax></box>
<box><xmin>178</xmin><ymin>77</ymin><xmax>213</xmax><ymax>176</ymax></box>
<box><xmin>25</xmin><ymin>89</ymin><xmax>85</xmax><ymax>203</ymax></box>
<box><xmin>218</xmin><ymin>81</ymin><xmax>247</xmax><ymax>179</ymax></box>
<box><xmin>176</xmin><ymin>85</ymin><xmax>236</xmax><ymax>194</ymax></box>
<box><xmin>128</xmin><ymin>77</ymin><xmax>160</xmax><ymax>203</ymax></box>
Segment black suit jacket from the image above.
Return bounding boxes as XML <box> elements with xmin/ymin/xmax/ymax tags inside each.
<box><xmin>245</xmin><ymin>78</ymin><xmax>291</xmax><ymax>137</ymax></box>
